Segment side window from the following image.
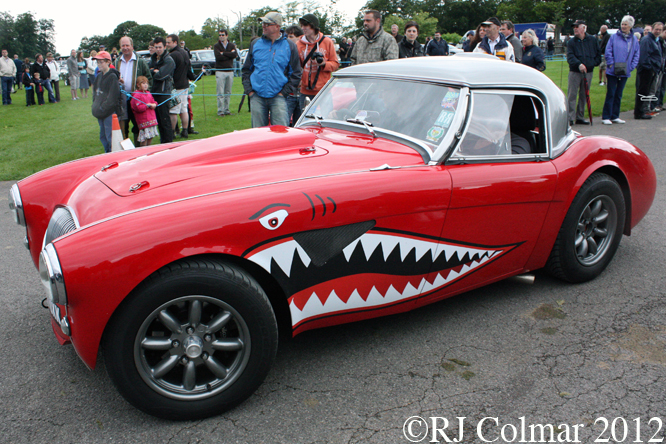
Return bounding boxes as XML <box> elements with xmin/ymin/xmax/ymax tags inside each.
<box><xmin>454</xmin><ymin>92</ymin><xmax>545</xmax><ymax>158</ymax></box>
<box><xmin>457</xmin><ymin>94</ymin><xmax>513</xmax><ymax>156</ymax></box>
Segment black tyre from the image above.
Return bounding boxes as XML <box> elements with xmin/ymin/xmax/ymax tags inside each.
<box><xmin>102</xmin><ymin>258</ymin><xmax>278</xmax><ymax>420</ymax></box>
<box><xmin>547</xmin><ymin>173</ymin><xmax>625</xmax><ymax>283</ymax></box>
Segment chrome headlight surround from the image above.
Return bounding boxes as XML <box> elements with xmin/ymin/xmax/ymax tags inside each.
<box><xmin>8</xmin><ymin>184</ymin><xmax>25</xmax><ymax>227</ymax></box>
<box><xmin>39</xmin><ymin>243</ymin><xmax>67</xmax><ymax>306</ymax></box>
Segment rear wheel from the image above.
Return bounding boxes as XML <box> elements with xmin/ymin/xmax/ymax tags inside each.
<box><xmin>102</xmin><ymin>258</ymin><xmax>278</xmax><ymax>420</ymax></box>
<box><xmin>547</xmin><ymin>173</ymin><xmax>625</xmax><ymax>283</ymax></box>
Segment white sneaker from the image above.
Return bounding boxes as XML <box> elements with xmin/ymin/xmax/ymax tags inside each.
<box><xmin>611</xmin><ymin>118</ymin><xmax>625</xmax><ymax>124</ymax></box>
<box><xmin>600</xmin><ymin>82</ymin><xmax>605</xmax><ymax>86</ymax></box>
<box><xmin>602</xmin><ymin>119</ymin><xmax>612</xmax><ymax>125</ymax></box>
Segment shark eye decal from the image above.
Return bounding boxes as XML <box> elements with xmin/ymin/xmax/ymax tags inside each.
<box><xmin>259</xmin><ymin>209</ymin><xmax>289</xmax><ymax>230</ymax></box>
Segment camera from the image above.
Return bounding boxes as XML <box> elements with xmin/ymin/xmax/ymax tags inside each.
<box><xmin>313</xmin><ymin>52</ymin><xmax>324</xmax><ymax>64</ymax></box>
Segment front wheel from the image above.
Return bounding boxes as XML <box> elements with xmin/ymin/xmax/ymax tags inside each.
<box><xmin>102</xmin><ymin>258</ymin><xmax>278</xmax><ymax>420</ymax></box>
<box><xmin>547</xmin><ymin>173</ymin><xmax>626</xmax><ymax>283</ymax></box>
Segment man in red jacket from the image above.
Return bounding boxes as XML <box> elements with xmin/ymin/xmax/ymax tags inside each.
<box><xmin>296</xmin><ymin>13</ymin><xmax>339</xmax><ymax>110</ymax></box>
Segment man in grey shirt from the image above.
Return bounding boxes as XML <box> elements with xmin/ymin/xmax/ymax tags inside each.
<box><xmin>66</xmin><ymin>50</ymin><xmax>79</xmax><ymax>100</ymax></box>
<box><xmin>500</xmin><ymin>21</ymin><xmax>523</xmax><ymax>63</ymax></box>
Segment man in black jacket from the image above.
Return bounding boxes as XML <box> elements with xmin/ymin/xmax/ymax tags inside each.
<box><xmin>213</xmin><ymin>29</ymin><xmax>237</xmax><ymax>117</ymax></box>
<box><xmin>166</xmin><ymin>34</ymin><xmax>195</xmax><ymax>138</ymax></box>
<box><xmin>31</xmin><ymin>54</ymin><xmax>56</xmax><ymax>103</ymax></box>
<box><xmin>566</xmin><ymin>20</ymin><xmax>601</xmax><ymax>125</ymax></box>
<box><xmin>149</xmin><ymin>37</ymin><xmax>175</xmax><ymax>143</ymax></box>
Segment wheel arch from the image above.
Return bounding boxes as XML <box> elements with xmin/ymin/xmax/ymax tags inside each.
<box><xmin>100</xmin><ymin>253</ymin><xmax>293</xmax><ymax>359</ymax></box>
<box><xmin>594</xmin><ymin>165</ymin><xmax>632</xmax><ymax>236</ymax></box>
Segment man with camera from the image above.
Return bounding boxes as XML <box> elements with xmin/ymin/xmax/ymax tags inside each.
<box><xmin>296</xmin><ymin>13</ymin><xmax>339</xmax><ymax>110</ymax></box>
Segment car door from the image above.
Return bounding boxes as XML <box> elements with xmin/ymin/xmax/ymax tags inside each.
<box><xmin>430</xmin><ymin>90</ymin><xmax>558</xmax><ymax>295</ymax></box>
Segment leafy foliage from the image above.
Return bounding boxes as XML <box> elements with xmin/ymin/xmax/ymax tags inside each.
<box><xmin>0</xmin><ymin>11</ymin><xmax>56</xmax><ymax>59</ymax></box>
<box><xmin>79</xmin><ymin>23</ymin><xmax>166</xmax><ymax>53</ymax></box>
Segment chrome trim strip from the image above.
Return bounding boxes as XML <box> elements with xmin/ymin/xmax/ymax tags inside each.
<box><xmin>431</xmin><ymin>87</ymin><xmax>470</xmax><ymax>163</ymax></box>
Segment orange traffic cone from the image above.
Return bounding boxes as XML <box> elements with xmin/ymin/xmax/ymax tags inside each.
<box><xmin>111</xmin><ymin>114</ymin><xmax>123</xmax><ymax>152</ymax></box>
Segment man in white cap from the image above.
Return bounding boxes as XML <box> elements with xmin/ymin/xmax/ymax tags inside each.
<box><xmin>242</xmin><ymin>11</ymin><xmax>302</xmax><ymax>127</ymax></box>
<box><xmin>473</xmin><ymin>17</ymin><xmax>515</xmax><ymax>62</ymax></box>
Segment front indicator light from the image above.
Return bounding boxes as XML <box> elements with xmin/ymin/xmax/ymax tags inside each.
<box><xmin>8</xmin><ymin>184</ymin><xmax>25</xmax><ymax>227</ymax></box>
<box><xmin>39</xmin><ymin>243</ymin><xmax>67</xmax><ymax>306</ymax></box>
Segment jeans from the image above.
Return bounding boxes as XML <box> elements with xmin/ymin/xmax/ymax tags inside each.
<box><xmin>51</xmin><ymin>80</ymin><xmax>60</xmax><ymax>102</ymax></box>
<box><xmin>25</xmin><ymin>88</ymin><xmax>35</xmax><ymax>106</ymax></box>
<box><xmin>155</xmin><ymin>101</ymin><xmax>174</xmax><ymax>144</ymax></box>
<box><xmin>250</xmin><ymin>94</ymin><xmax>288</xmax><ymax>127</ymax></box>
<box><xmin>39</xmin><ymin>79</ymin><xmax>56</xmax><ymax>102</ymax></box>
<box><xmin>298</xmin><ymin>93</ymin><xmax>316</xmax><ymax>113</ymax></box>
<box><xmin>602</xmin><ymin>75</ymin><xmax>628</xmax><ymax>120</ymax></box>
<box><xmin>1</xmin><ymin>76</ymin><xmax>13</xmax><ymax>104</ymax></box>
<box><xmin>567</xmin><ymin>71</ymin><xmax>593</xmax><ymax>122</ymax></box>
<box><xmin>215</xmin><ymin>70</ymin><xmax>233</xmax><ymax>115</ymax></box>
<box><xmin>98</xmin><ymin>114</ymin><xmax>113</xmax><ymax>153</ymax></box>
<box><xmin>286</xmin><ymin>93</ymin><xmax>301</xmax><ymax>126</ymax></box>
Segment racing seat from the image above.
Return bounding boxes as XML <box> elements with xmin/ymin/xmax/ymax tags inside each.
<box><xmin>509</xmin><ymin>95</ymin><xmax>538</xmax><ymax>154</ymax></box>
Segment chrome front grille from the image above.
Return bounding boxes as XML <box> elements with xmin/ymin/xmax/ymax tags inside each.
<box><xmin>44</xmin><ymin>207</ymin><xmax>79</xmax><ymax>246</ymax></box>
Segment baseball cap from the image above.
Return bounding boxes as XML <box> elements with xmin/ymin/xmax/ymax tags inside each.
<box><xmin>299</xmin><ymin>13</ymin><xmax>319</xmax><ymax>29</ymax></box>
<box><xmin>482</xmin><ymin>17</ymin><xmax>501</xmax><ymax>27</ymax></box>
<box><xmin>94</xmin><ymin>51</ymin><xmax>112</xmax><ymax>60</ymax></box>
<box><xmin>258</xmin><ymin>12</ymin><xmax>283</xmax><ymax>27</ymax></box>
<box><xmin>572</xmin><ymin>20</ymin><xmax>586</xmax><ymax>27</ymax></box>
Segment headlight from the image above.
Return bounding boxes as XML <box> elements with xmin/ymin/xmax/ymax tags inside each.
<box><xmin>39</xmin><ymin>243</ymin><xmax>67</xmax><ymax>305</ymax></box>
<box><xmin>43</xmin><ymin>206</ymin><xmax>79</xmax><ymax>249</ymax></box>
<box><xmin>8</xmin><ymin>184</ymin><xmax>25</xmax><ymax>227</ymax></box>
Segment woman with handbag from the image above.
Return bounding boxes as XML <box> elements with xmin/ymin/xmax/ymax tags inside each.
<box><xmin>602</xmin><ymin>15</ymin><xmax>640</xmax><ymax>124</ymax></box>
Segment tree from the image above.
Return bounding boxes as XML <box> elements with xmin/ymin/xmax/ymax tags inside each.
<box><xmin>0</xmin><ymin>12</ymin><xmax>16</xmax><ymax>56</ymax></box>
<box><xmin>201</xmin><ymin>17</ymin><xmax>229</xmax><ymax>40</ymax></box>
<box><xmin>107</xmin><ymin>20</ymin><xmax>139</xmax><ymax>50</ymax></box>
<box><xmin>232</xmin><ymin>6</ymin><xmax>276</xmax><ymax>48</ymax></box>
<box><xmin>178</xmin><ymin>29</ymin><xmax>209</xmax><ymax>51</ymax></box>
<box><xmin>382</xmin><ymin>11</ymin><xmax>438</xmax><ymax>42</ymax></box>
<box><xmin>36</xmin><ymin>18</ymin><xmax>56</xmax><ymax>56</ymax></box>
<box><xmin>128</xmin><ymin>24</ymin><xmax>167</xmax><ymax>51</ymax></box>
<box><xmin>79</xmin><ymin>35</ymin><xmax>108</xmax><ymax>53</ymax></box>
<box><xmin>14</xmin><ymin>12</ymin><xmax>39</xmax><ymax>57</ymax></box>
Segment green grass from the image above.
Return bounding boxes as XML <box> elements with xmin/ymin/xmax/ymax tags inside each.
<box><xmin>1</xmin><ymin>62</ymin><xmax>638</xmax><ymax>181</ymax></box>
<box><xmin>0</xmin><ymin>75</ymin><xmax>251</xmax><ymax>181</ymax></box>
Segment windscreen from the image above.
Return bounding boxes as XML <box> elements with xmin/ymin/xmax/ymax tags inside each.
<box><xmin>302</xmin><ymin>77</ymin><xmax>462</xmax><ymax>151</ymax></box>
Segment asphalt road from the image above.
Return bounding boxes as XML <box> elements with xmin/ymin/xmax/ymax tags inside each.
<box><xmin>1</xmin><ymin>111</ymin><xmax>664</xmax><ymax>444</ymax></box>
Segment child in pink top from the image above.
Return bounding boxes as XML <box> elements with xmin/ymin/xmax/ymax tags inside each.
<box><xmin>131</xmin><ymin>76</ymin><xmax>159</xmax><ymax>146</ymax></box>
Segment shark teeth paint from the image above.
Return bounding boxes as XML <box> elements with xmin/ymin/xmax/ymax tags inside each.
<box><xmin>245</xmin><ymin>230</ymin><xmax>515</xmax><ymax>328</ymax></box>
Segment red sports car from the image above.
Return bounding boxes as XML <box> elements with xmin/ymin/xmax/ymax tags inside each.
<box><xmin>9</xmin><ymin>55</ymin><xmax>656</xmax><ymax>420</ymax></box>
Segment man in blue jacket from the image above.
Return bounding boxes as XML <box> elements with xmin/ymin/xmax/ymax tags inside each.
<box><xmin>634</xmin><ymin>22</ymin><xmax>663</xmax><ymax>119</ymax></box>
<box><xmin>242</xmin><ymin>12</ymin><xmax>302</xmax><ymax>127</ymax></box>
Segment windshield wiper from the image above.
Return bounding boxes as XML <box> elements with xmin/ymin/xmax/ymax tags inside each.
<box><xmin>346</xmin><ymin>118</ymin><xmax>375</xmax><ymax>138</ymax></box>
<box><xmin>304</xmin><ymin>113</ymin><xmax>322</xmax><ymax>127</ymax></box>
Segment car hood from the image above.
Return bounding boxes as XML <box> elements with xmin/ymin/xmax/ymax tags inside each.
<box><xmin>95</xmin><ymin>126</ymin><xmax>328</xmax><ymax>197</ymax></box>
<box><xmin>92</xmin><ymin>126</ymin><xmax>424</xmax><ymax>199</ymax></box>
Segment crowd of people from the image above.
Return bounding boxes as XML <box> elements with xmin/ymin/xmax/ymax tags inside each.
<box><xmin>2</xmin><ymin>9</ymin><xmax>665</xmax><ymax>152</ymax></box>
